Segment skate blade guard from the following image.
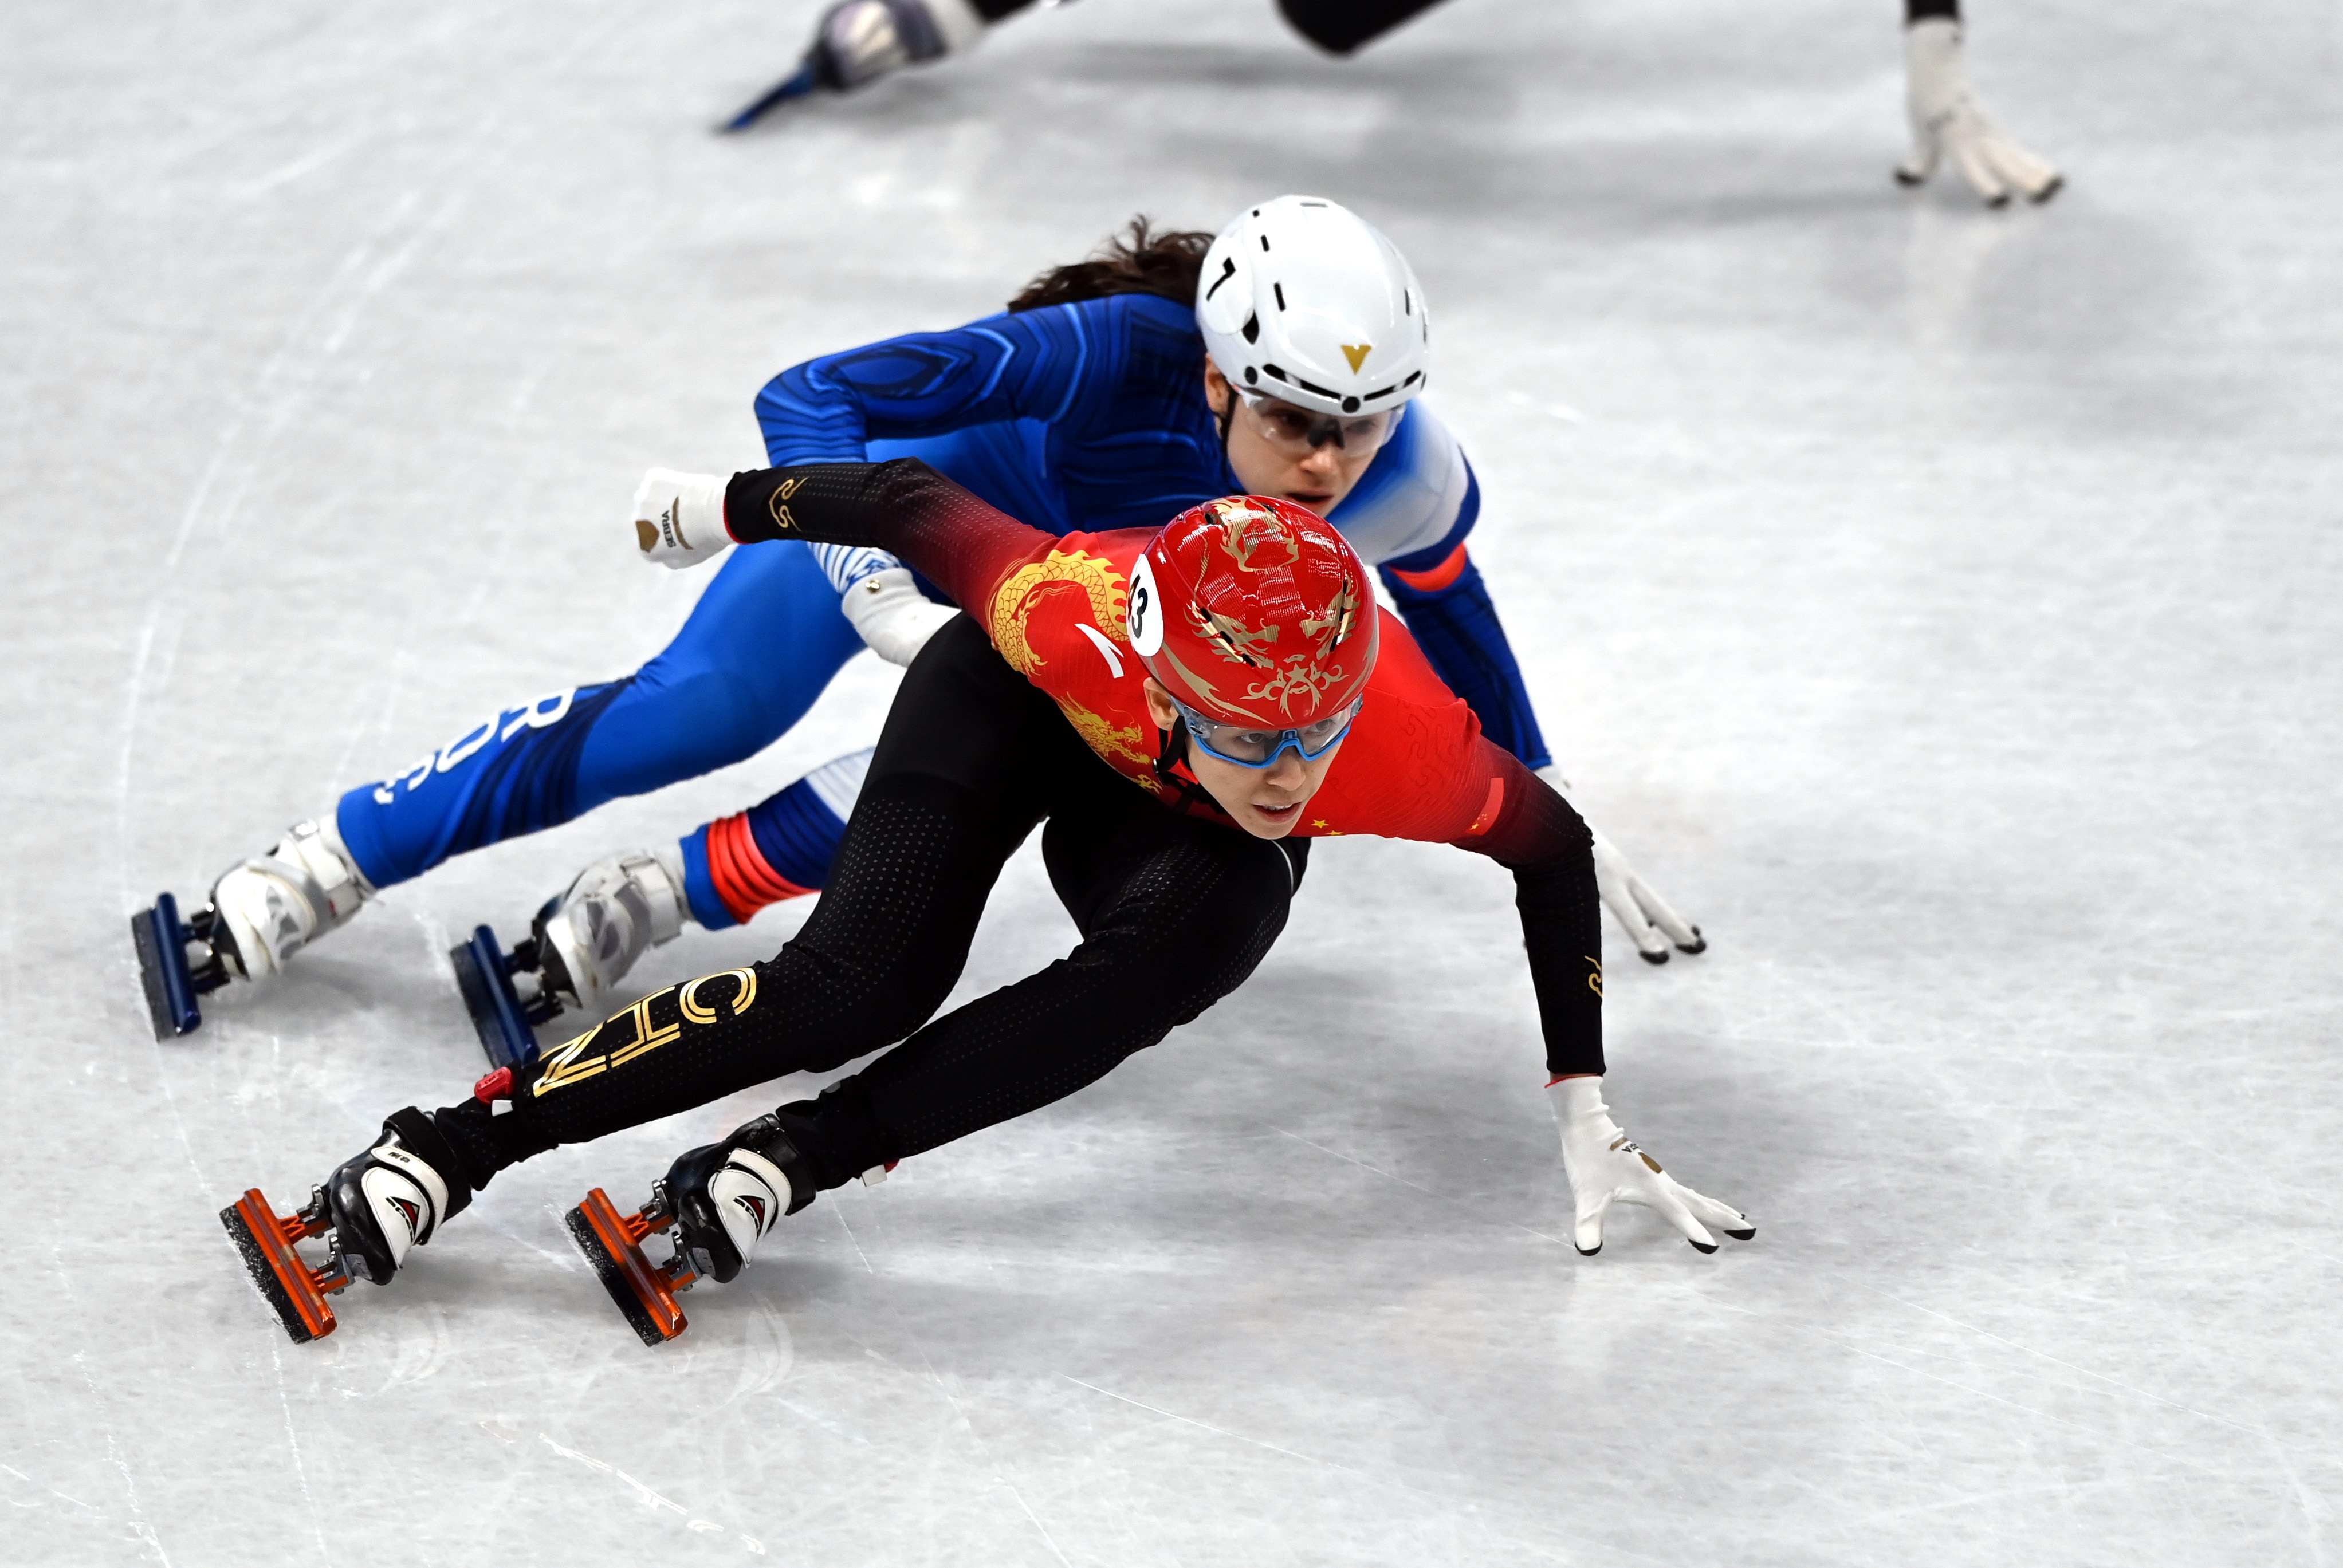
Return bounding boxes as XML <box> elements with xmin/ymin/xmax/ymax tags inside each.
<box><xmin>221</xmin><ymin>1189</ymin><xmax>351</xmax><ymax>1344</ymax></box>
<box><xmin>132</xmin><ymin>891</ymin><xmax>230</xmax><ymax>1040</ymax></box>
<box><xmin>565</xmin><ymin>1188</ymin><xmax>695</xmax><ymax>1348</ymax></box>
<box><xmin>450</xmin><ymin>924</ymin><xmax>557</xmax><ymax>1071</ymax></box>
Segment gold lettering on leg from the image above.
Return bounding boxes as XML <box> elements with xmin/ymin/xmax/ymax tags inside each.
<box><xmin>606</xmin><ymin>987</ymin><xmax>683</xmax><ymax>1069</ymax></box>
<box><xmin>532</xmin><ymin>1021</ymin><xmax>610</xmax><ymax>1097</ymax></box>
<box><xmin>679</xmin><ymin>967</ymin><xmax>758</xmax><ymax>1025</ymax></box>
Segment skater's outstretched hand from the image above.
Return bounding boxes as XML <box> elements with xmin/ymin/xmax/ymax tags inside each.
<box><xmin>1896</xmin><ymin>18</ymin><xmax>2062</xmax><ymax>206</ymax></box>
<box><xmin>632</xmin><ymin>469</ymin><xmax>732</xmax><ymax>570</ymax></box>
<box><xmin>1548</xmin><ymin>1077</ymin><xmax>1752</xmax><ymax>1255</ymax></box>
<box><xmin>1538</xmin><ymin>767</ymin><xmax>1704</xmax><ymax>965</ymax></box>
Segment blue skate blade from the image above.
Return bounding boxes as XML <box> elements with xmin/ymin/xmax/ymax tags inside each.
<box><xmin>450</xmin><ymin>925</ymin><xmax>538</xmax><ymax>1070</ymax></box>
<box><xmin>133</xmin><ymin>892</ymin><xmax>201</xmax><ymax>1040</ymax></box>
<box><xmin>719</xmin><ymin>62</ymin><xmax>818</xmax><ymax>132</ymax></box>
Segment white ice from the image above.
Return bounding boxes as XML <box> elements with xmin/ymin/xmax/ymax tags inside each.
<box><xmin>4</xmin><ymin>0</ymin><xmax>2339</xmax><ymax>1563</ymax></box>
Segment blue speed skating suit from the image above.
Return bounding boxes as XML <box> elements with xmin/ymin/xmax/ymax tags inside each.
<box><xmin>334</xmin><ymin>291</ymin><xmax>1551</xmax><ymax>929</ymax></box>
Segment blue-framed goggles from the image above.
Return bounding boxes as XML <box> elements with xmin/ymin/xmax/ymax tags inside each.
<box><xmin>1170</xmin><ymin>695</ymin><xmax>1364</xmax><ymax>770</ymax></box>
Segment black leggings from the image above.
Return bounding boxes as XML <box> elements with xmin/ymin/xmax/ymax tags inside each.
<box><xmin>446</xmin><ymin>616</ymin><xmax>1302</xmax><ymax>1193</ymax></box>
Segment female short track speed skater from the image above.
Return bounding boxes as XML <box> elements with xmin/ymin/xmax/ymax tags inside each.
<box><xmin>728</xmin><ymin>0</ymin><xmax>2059</xmax><ymax>208</ymax></box>
<box><xmin>220</xmin><ymin>467</ymin><xmax>1752</xmax><ymax>1349</ymax></box>
<box><xmin>136</xmin><ymin>196</ymin><xmax>1704</xmax><ymax>1049</ymax></box>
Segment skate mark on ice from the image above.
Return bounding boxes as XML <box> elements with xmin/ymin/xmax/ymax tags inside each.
<box><xmin>536</xmin><ymin>1433</ymin><xmax>764</xmax><ymax>1554</ymax></box>
<box><xmin>1845</xmin><ymin>1278</ymin><xmax>2319</xmax><ymax>1451</ymax></box>
<box><xmin>1058</xmin><ymin>1374</ymin><xmax>1354</xmax><ymax>1475</ymax></box>
<box><xmin>997</xmin><ymin>1478</ymin><xmax>1075</xmax><ymax>1567</ymax></box>
<box><xmin>264</xmin><ymin>1344</ymin><xmax>332</xmax><ymax>1565</ymax></box>
<box><xmin>230</xmin><ymin>136</ymin><xmax>359</xmax><ymax>201</ymax></box>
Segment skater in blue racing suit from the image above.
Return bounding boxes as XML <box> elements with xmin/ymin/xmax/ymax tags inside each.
<box><xmin>159</xmin><ymin>200</ymin><xmax>1703</xmax><ymax>1039</ymax></box>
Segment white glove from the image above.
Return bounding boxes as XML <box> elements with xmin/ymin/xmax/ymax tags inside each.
<box><xmin>631</xmin><ymin>469</ymin><xmax>730</xmax><ymax>570</ymax></box>
<box><xmin>1549</xmin><ymin>1077</ymin><xmax>1752</xmax><ymax>1256</ymax></box>
<box><xmin>1895</xmin><ymin>18</ymin><xmax>2062</xmax><ymax>206</ymax></box>
<box><xmin>840</xmin><ymin>567</ymin><xmax>960</xmax><ymax>667</ymax></box>
<box><xmin>1537</xmin><ymin>766</ymin><xmax>1704</xmax><ymax>965</ymax></box>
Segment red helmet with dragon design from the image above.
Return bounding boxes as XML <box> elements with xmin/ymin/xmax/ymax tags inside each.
<box><xmin>1127</xmin><ymin>494</ymin><xmax>1378</xmax><ymax>728</ymax></box>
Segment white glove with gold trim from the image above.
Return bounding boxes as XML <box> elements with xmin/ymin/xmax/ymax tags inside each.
<box><xmin>1895</xmin><ymin>18</ymin><xmax>2062</xmax><ymax>206</ymax></box>
<box><xmin>631</xmin><ymin>468</ymin><xmax>730</xmax><ymax>570</ymax></box>
<box><xmin>1550</xmin><ymin>1077</ymin><xmax>1752</xmax><ymax>1255</ymax></box>
<box><xmin>1537</xmin><ymin>766</ymin><xmax>1704</xmax><ymax>965</ymax></box>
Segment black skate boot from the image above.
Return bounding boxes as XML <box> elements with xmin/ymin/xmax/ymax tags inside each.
<box><xmin>222</xmin><ymin>1109</ymin><xmax>467</xmax><ymax>1344</ymax></box>
<box><xmin>565</xmin><ymin>1114</ymin><xmax>816</xmax><ymax>1348</ymax></box>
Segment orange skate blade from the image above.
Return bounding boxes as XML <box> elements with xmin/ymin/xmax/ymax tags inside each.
<box><xmin>565</xmin><ymin>1188</ymin><xmax>690</xmax><ymax>1348</ymax></box>
<box><xmin>222</xmin><ymin>1189</ymin><xmax>341</xmax><ymax>1344</ymax></box>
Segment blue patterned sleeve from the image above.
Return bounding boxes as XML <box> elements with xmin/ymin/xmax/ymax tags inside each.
<box><xmin>753</xmin><ymin>300</ymin><xmax>1112</xmax><ymax>466</ymax></box>
<box><xmin>1378</xmin><ymin>466</ymin><xmax>1555</xmax><ymax>771</ymax></box>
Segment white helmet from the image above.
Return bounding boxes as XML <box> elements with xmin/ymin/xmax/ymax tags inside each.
<box><xmin>1194</xmin><ymin>194</ymin><xmax>1430</xmax><ymax>419</ymax></box>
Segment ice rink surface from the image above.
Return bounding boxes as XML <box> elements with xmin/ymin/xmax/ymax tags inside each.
<box><xmin>3</xmin><ymin>0</ymin><xmax>2339</xmax><ymax>1561</ymax></box>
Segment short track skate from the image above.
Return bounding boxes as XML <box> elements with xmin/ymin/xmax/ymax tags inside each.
<box><xmin>132</xmin><ymin>892</ymin><xmax>234</xmax><ymax>1039</ymax></box>
<box><xmin>221</xmin><ymin>1188</ymin><xmax>358</xmax><ymax>1344</ymax></box>
<box><xmin>565</xmin><ymin>1187</ymin><xmax>697</xmax><ymax>1348</ymax></box>
<box><xmin>449</xmin><ymin>924</ymin><xmax>558</xmax><ymax>1070</ymax></box>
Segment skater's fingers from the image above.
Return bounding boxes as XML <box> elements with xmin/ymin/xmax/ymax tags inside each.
<box><xmin>1595</xmin><ymin>858</ymin><xmax>1670</xmax><ymax>962</ymax></box>
<box><xmin>1951</xmin><ymin>135</ymin><xmax>2011</xmax><ymax>207</ymax></box>
<box><xmin>1676</xmin><ymin>1183</ymin><xmax>1755</xmax><ymax>1242</ymax></box>
<box><xmin>1627</xmin><ymin>876</ymin><xmax>1704</xmax><ymax>954</ymax></box>
<box><xmin>1982</xmin><ymin>136</ymin><xmax>2062</xmax><ymax>202</ymax></box>
<box><xmin>1895</xmin><ymin>133</ymin><xmax>1940</xmax><ymax>188</ymax></box>
<box><xmin>1573</xmin><ymin>1190</ymin><xmax>1615</xmax><ymax>1255</ymax></box>
<box><xmin>1648</xmin><ymin>1183</ymin><xmax>1719</xmax><ymax>1254</ymax></box>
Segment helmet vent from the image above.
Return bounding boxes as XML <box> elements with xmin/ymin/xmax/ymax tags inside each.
<box><xmin>1402</xmin><ymin>371</ymin><xmax>1422</xmax><ymax>387</ymax></box>
<box><xmin>1244</xmin><ymin>366</ymin><xmax>1259</xmax><ymax>384</ymax></box>
<box><xmin>1364</xmin><ymin>384</ymin><xmax>1396</xmax><ymax>400</ymax></box>
<box><xmin>1404</xmin><ymin>290</ymin><xmax>1413</xmax><ymax>316</ymax></box>
<box><xmin>1273</xmin><ymin>282</ymin><xmax>1286</xmax><ymax>312</ymax></box>
<box><xmin>1341</xmin><ymin>396</ymin><xmax>1360</xmax><ymax>413</ymax></box>
<box><xmin>1241</xmin><ymin>312</ymin><xmax>1260</xmax><ymax>345</ymax></box>
<box><xmin>1205</xmin><ymin>257</ymin><xmax>1237</xmax><ymax>301</ymax></box>
<box><xmin>1259</xmin><ymin>235</ymin><xmax>1271</xmax><ymax>252</ymax></box>
<box><xmin>1264</xmin><ymin>364</ymin><xmax>1288</xmax><ymax>383</ymax></box>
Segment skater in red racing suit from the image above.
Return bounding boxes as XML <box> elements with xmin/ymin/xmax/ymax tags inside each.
<box><xmin>221</xmin><ymin>462</ymin><xmax>1751</xmax><ymax>1345</ymax></box>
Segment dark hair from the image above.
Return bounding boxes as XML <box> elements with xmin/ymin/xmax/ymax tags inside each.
<box><xmin>1006</xmin><ymin>217</ymin><xmax>1214</xmax><ymax>314</ymax></box>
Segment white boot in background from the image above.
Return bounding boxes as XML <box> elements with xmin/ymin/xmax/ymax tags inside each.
<box><xmin>532</xmin><ymin>846</ymin><xmax>690</xmax><ymax>1013</ymax></box>
<box><xmin>207</xmin><ymin>818</ymin><xmax>375</xmax><ymax>983</ymax></box>
<box><xmin>1896</xmin><ymin>17</ymin><xmax>2062</xmax><ymax>206</ymax></box>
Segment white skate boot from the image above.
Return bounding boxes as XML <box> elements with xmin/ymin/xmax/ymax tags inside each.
<box><xmin>207</xmin><ymin>819</ymin><xmax>375</xmax><ymax>984</ymax></box>
<box><xmin>532</xmin><ymin>846</ymin><xmax>690</xmax><ymax>1015</ymax></box>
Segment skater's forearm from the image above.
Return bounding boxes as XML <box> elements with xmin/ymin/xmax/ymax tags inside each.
<box><xmin>1458</xmin><ymin>748</ymin><xmax>1605</xmax><ymax>1077</ymax></box>
<box><xmin>723</xmin><ymin>459</ymin><xmax>1059</xmax><ymax>614</ymax></box>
